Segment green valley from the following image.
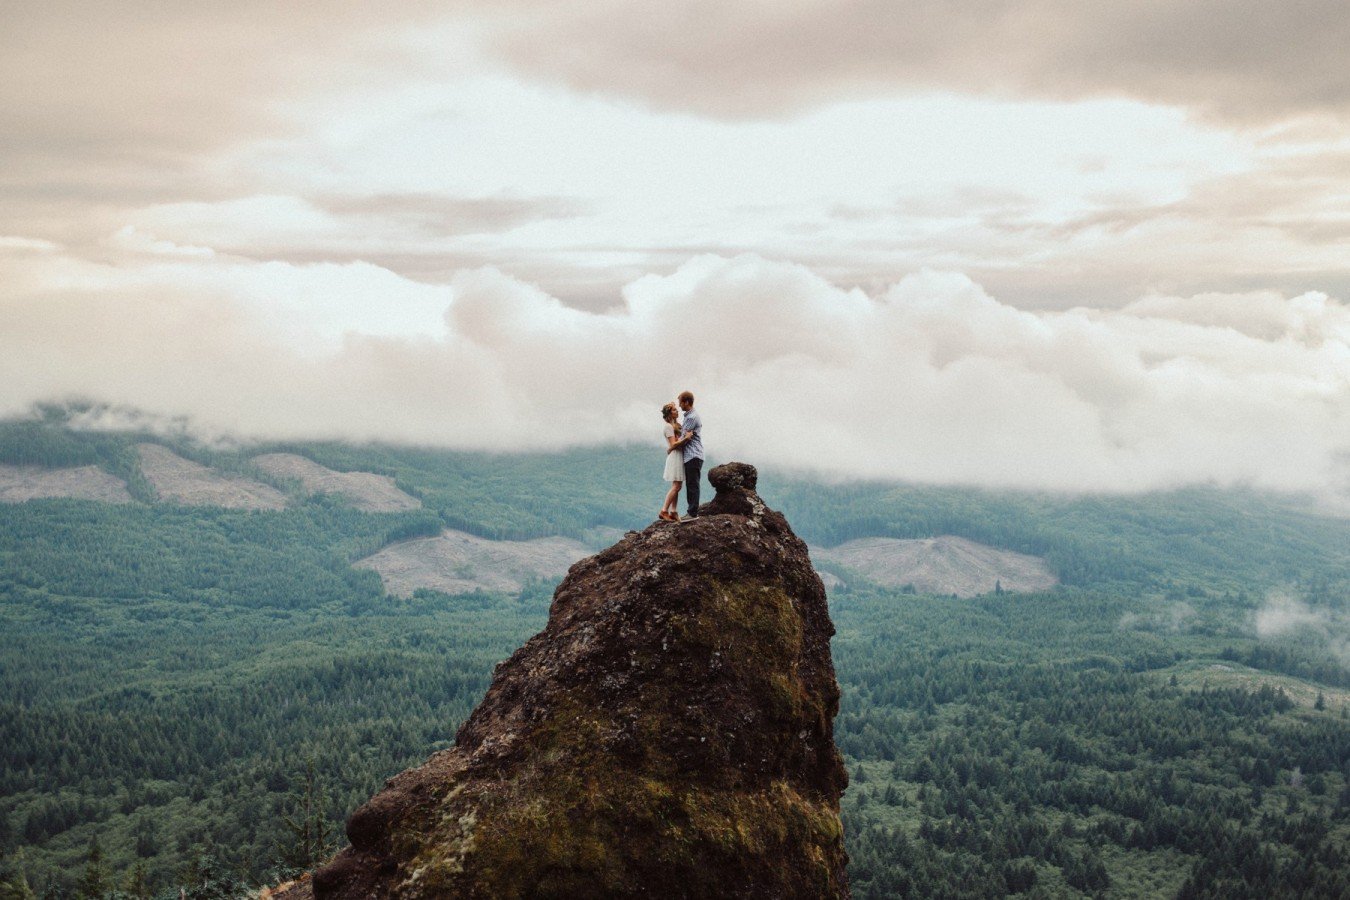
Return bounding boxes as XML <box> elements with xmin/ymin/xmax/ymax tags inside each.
<box><xmin>1</xmin><ymin>415</ymin><xmax>1348</xmax><ymax>898</ymax></box>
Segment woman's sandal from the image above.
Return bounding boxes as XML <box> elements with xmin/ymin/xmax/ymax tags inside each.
<box><xmin>658</xmin><ymin>510</ymin><xmax>673</xmax><ymax>521</ymax></box>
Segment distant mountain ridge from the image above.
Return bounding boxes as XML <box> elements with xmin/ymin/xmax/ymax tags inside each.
<box><xmin>2</xmin><ymin>414</ymin><xmax>1349</xmax><ymax>594</ymax></box>
<box><xmin>0</xmin><ymin>422</ymin><xmax>1070</xmax><ymax>598</ymax></box>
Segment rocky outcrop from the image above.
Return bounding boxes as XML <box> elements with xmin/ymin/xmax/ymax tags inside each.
<box><xmin>309</xmin><ymin>461</ymin><xmax>848</xmax><ymax>899</ymax></box>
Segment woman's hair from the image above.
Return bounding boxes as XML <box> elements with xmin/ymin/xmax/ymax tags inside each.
<box><xmin>661</xmin><ymin>402</ymin><xmax>678</xmax><ymax>420</ymax></box>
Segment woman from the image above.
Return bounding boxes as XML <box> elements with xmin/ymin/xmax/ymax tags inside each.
<box><xmin>659</xmin><ymin>402</ymin><xmax>684</xmax><ymax>521</ymax></box>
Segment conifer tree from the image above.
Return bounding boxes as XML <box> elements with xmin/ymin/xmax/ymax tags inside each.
<box><xmin>75</xmin><ymin>835</ymin><xmax>108</xmax><ymax>900</ymax></box>
<box><xmin>123</xmin><ymin>861</ymin><xmax>151</xmax><ymax>899</ymax></box>
<box><xmin>0</xmin><ymin>850</ymin><xmax>36</xmax><ymax>900</ymax></box>
<box><xmin>275</xmin><ymin>759</ymin><xmax>336</xmax><ymax>871</ymax></box>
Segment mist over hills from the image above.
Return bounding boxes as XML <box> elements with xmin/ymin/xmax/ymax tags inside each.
<box><xmin>1</xmin><ymin>413</ymin><xmax>1349</xmax><ymax>897</ymax></box>
<box><xmin>7</xmin><ymin>253</ymin><xmax>1349</xmax><ymax>501</ymax></box>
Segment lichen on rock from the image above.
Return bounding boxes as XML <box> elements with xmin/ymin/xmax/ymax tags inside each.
<box><xmin>307</xmin><ymin>461</ymin><xmax>849</xmax><ymax>899</ymax></box>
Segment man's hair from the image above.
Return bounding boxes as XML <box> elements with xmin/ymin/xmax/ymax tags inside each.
<box><xmin>678</xmin><ymin>391</ymin><xmax>695</xmax><ymax>405</ymax></box>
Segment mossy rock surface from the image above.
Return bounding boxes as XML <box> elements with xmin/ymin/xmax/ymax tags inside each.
<box><xmin>311</xmin><ymin>463</ymin><xmax>849</xmax><ymax>899</ymax></box>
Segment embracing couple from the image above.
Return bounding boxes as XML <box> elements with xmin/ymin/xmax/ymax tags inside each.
<box><xmin>658</xmin><ymin>391</ymin><xmax>703</xmax><ymax>522</ymax></box>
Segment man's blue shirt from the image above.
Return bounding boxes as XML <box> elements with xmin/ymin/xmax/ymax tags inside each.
<box><xmin>681</xmin><ymin>409</ymin><xmax>704</xmax><ymax>462</ymax></box>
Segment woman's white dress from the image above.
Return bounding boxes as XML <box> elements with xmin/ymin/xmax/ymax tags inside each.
<box><xmin>663</xmin><ymin>424</ymin><xmax>683</xmax><ymax>482</ymax></box>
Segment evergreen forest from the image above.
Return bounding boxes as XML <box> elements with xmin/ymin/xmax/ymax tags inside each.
<box><xmin>1</xmin><ymin>413</ymin><xmax>1348</xmax><ymax>898</ymax></box>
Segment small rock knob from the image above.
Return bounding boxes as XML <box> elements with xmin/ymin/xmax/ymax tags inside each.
<box><xmin>708</xmin><ymin>462</ymin><xmax>757</xmax><ymax>494</ymax></box>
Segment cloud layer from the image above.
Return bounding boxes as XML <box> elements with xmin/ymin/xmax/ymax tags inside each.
<box><xmin>5</xmin><ymin>4</ymin><xmax>1350</xmax><ymax>311</ymax></box>
<box><xmin>4</xmin><ymin>4</ymin><xmax>1350</xmax><ymax>496</ymax></box>
<box><xmin>1255</xmin><ymin>593</ymin><xmax>1350</xmax><ymax>668</ymax></box>
<box><xmin>487</xmin><ymin>0</ymin><xmax>1350</xmax><ymax>124</ymax></box>
<box><xmin>9</xmin><ymin>2</ymin><xmax>1350</xmax><ymax>135</ymax></box>
<box><xmin>3</xmin><ymin>252</ymin><xmax>1347</xmax><ymax>496</ymax></box>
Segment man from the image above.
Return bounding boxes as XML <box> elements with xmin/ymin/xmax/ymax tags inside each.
<box><xmin>674</xmin><ymin>391</ymin><xmax>703</xmax><ymax>518</ymax></box>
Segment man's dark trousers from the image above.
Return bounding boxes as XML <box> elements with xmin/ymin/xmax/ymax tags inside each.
<box><xmin>684</xmin><ymin>457</ymin><xmax>703</xmax><ymax>517</ymax></box>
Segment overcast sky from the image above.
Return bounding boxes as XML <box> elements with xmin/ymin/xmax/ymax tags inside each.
<box><xmin>2</xmin><ymin>2</ymin><xmax>1349</xmax><ymax>496</ymax></box>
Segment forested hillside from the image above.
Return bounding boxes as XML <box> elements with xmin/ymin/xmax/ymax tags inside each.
<box><xmin>1</xmin><ymin>414</ymin><xmax>1348</xmax><ymax>898</ymax></box>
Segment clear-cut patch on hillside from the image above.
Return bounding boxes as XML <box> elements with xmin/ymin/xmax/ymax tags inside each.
<box><xmin>810</xmin><ymin>535</ymin><xmax>1057</xmax><ymax>597</ymax></box>
<box><xmin>355</xmin><ymin>529</ymin><xmax>591</xmax><ymax>597</ymax></box>
<box><xmin>252</xmin><ymin>453</ymin><xmax>421</xmax><ymax>512</ymax></box>
<box><xmin>0</xmin><ymin>464</ymin><xmax>134</xmax><ymax>504</ymax></box>
<box><xmin>136</xmin><ymin>443</ymin><xmax>287</xmax><ymax>510</ymax></box>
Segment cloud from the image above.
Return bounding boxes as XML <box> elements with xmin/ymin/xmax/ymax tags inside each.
<box><xmin>1119</xmin><ymin>601</ymin><xmax>1199</xmax><ymax>633</ymax></box>
<box><xmin>1254</xmin><ymin>593</ymin><xmax>1328</xmax><ymax>638</ymax></box>
<box><xmin>314</xmin><ymin>192</ymin><xmax>588</xmax><ymax>237</ymax></box>
<box><xmin>102</xmin><ymin>193</ymin><xmax>593</xmax><ymax>285</ymax></box>
<box><xmin>487</xmin><ymin>0</ymin><xmax>1350</xmax><ymax>125</ymax></box>
<box><xmin>108</xmin><ymin>226</ymin><xmax>216</xmax><ymax>259</ymax></box>
<box><xmin>6</xmin><ymin>6</ymin><xmax>1349</xmax><ymax>501</ymax></box>
<box><xmin>9</xmin><ymin>2</ymin><xmax>1350</xmax><ymax>144</ymax></box>
<box><xmin>806</xmin><ymin>147</ymin><xmax>1350</xmax><ymax>308</ymax></box>
<box><xmin>6</xmin><ymin>5</ymin><xmax>1350</xmax><ymax>311</ymax></box>
<box><xmin>1254</xmin><ymin>593</ymin><xmax>1350</xmax><ymax>669</ymax></box>
<box><xmin>0</xmin><ymin>4</ymin><xmax>438</xmax><ymax>162</ymax></box>
<box><xmin>0</xmin><ymin>236</ymin><xmax>61</xmax><ymax>253</ymax></box>
<box><xmin>0</xmin><ymin>3</ymin><xmax>468</xmax><ymax>254</ymax></box>
<box><xmin>3</xmin><ymin>252</ymin><xmax>1348</xmax><ymax>498</ymax></box>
